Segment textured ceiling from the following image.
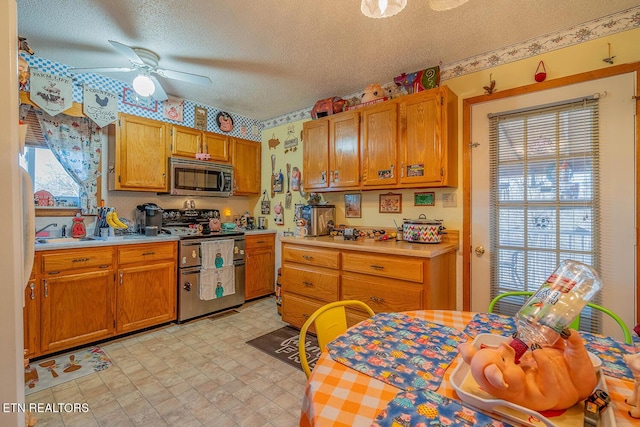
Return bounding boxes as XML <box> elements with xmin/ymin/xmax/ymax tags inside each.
<box><xmin>17</xmin><ymin>0</ymin><xmax>640</xmax><ymax>120</ymax></box>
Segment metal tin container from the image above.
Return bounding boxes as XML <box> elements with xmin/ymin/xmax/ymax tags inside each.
<box><xmin>402</xmin><ymin>215</ymin><xmax>445</xmax><ymax>243</ymax></box>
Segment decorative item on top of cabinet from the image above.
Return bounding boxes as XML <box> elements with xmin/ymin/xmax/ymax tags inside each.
<box><xmin>245</xmin><ymin>233</ymin><xmax>276</xmax><ymax>300</ymax></box>
<box><xmin>109</xmin><ymin>113</ymin><xmax>167</xmax><ymax>192</ymax></box>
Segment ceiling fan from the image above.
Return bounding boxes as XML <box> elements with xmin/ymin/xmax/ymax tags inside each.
<box><xmin>69</xmin><ymin>40</ymin><xmax>212</xmax><ymax>101</ymax></box>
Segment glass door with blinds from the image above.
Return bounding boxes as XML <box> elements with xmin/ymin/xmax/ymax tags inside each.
<box><xmin>489</xmin><ymin>98</ymin><xmax>601</xmax><ymax>331</ymax></box>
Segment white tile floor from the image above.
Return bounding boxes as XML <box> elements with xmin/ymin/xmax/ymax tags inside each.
<box><xmin>26</xmin><ymin>297</ymin><xmax>305</xmax><ymax>426</ymax></box>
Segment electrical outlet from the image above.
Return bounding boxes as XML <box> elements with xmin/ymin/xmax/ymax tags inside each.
<box><xmin>442</xmin><ymin>193</ymin><xmax>457</xmax><ymax>208</ymax></box>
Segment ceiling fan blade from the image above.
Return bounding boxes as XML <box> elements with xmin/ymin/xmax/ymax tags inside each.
<box><xmin>108</xmin><ymin>40</ymin><xmax>144</xmax><ymax>65</ymax></box>
<box><xmin>149</xmin><ymin>75</ymin><xmax>168</xmax><ymax>101</ymax></box>
<box><xmin>154</xmin><ymin>67</ymin><xmax>212</xmax><ymax>86</ymax></box>
<box><xmin>69</xmin><ymin>66</ymin><xmax>136</xmax><ymax>74</ymax></box>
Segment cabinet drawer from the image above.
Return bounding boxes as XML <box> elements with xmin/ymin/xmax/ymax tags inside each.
<box><xmin>246</xmin><ymin>234</ymin><xmax>275</xmax><ymax>250</ymax></box>
<box><xmin>282</xmin><ymin>293</ymin><xmax>362</xmax><ymax>331</ymax></box>
<box><xmin>117</xmin><ymin>242</ymin><xmax>176</xmax><ymax>265</ymax></box>
<box><xmin>342</xmin><ymin>273</ymin><xmax>423</xmax><ymax>312</ymax></box>
<box><xmin>342</xmin><ymin>252</ymin><xmax>423</xmax><ymax>283</ymax></box>
<box><xmin>283</xmin><ymin>244</ymin><xmax>339</xmax><ymax>269</ymax></box>
<box><xmin>282</xmin><ymin>264</ymin><xmax>339</xmax><ymax>302</ymax></box>
<box><xmin>42</xmin><ymin>248</ymin><xmax>113</xmax><ymax>274</ymax></box>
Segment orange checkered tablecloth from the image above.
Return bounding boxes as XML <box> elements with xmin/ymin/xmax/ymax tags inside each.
<box><xmin>300</xmin><ymin>310</ymin><xmax>637</xmax><ymax>427</ymax></box>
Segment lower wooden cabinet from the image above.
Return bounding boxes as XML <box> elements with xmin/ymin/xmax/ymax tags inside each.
<box><xmin>245</xmin><ymin>233</ymin><xmax>275</xmax><ymax>300</ymax></box>
<box><xmin>116</xmin><ymin>261</ymin><xmax>176</xmax><ymax>334</ymax></box>
<box><xmin>28</xmin><ymin>241</ymin><xmax>177</xmax><ymax>358</ymax></box>
<box><xmin>40</xmin><ymin>270</ymin><xmax>114</xmax><ymax>353</ymax></box>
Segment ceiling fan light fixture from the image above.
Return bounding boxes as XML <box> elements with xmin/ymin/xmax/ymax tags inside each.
<box><xmin>132</xmin><ymin>73</ymin><xmax>155</xmax><ymax>97</ymax></box>
<box><xmin>361</xmin><ymin>0</ymin><xmax>407</xmax><ymax>18</ymax></box>
<box><xmin>428</xmin><ymin>0</ymin><xmax>470</xmax><ymax>11</ymax></box>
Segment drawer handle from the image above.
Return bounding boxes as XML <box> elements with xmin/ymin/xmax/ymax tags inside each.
<box><xmin>302</xmin><ymin>313</ymin><xmax>310</xmax><ymax>319</ymax></box>
<box><xmin>302</xmin><ymin>255</ymin><xmax>313</xmax><ymax>260</ymax></box>
<box><xmin>142</xmin><ymin>251</ymin><xmax>156</xmax><ymax>256</ymax></box>
<box><xmin>302</xmin><ymin>281</ymin><xmax>314</xmax><ymax>287</ymax></box>
<box><xmin>369</xmin><ymin>296</ymin><xmax>384</xmax><ymax>303</ymax></box>
<box><xmin>99</xmin><ymin>264</ymin><xmax>109</xmax><ymax>269</ymax></box>
<box><xmin>257</xmin><ymin>240</ymin><xmax>265</xmax><ymax>244</ymax></box>
<box><xmin>370</xmin><ymin>265</ymin><xmax>385</xmax><ymax>270</ymax></box>
<box><xmin>72</xmin><ymin>257</ymin><xmax>90</xmax><ymax>263</ymax></box>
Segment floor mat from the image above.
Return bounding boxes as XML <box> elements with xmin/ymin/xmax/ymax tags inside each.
<box><xmin>24</xmin><ymin>346</ymin><xmax>111</xmax><ymax>395</ymax></box>
<box><xmin>246</xmin><ymin>326</ymin><xmax>321</xmax><ymax>372</ymax></box>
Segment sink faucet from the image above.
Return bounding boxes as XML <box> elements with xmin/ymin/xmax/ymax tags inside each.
<box><xmin>35</xmin><ymin>223</ymin><xmax>57</xmax><ymax>236</ymax></box>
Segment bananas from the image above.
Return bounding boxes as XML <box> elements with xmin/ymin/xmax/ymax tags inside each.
<box><xmin>106</xmin><ymin>208</ymin><xmax>128</xmax><ymax>229</ymax></box>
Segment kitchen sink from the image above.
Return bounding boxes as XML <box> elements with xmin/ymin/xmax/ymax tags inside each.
<box><xmin>35</xmin><ymin>236</ymin><xmax>96</xmax><ymax>244</ymax></box>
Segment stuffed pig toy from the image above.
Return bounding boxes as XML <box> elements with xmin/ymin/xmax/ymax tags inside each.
<box><xmin>458</xmin><ymin>329</ymin><xmax>597</xmax><ymax>412</ymax></box>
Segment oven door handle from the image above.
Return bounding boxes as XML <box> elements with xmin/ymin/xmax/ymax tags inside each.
<box><xmin>181</xmin><ymin>267</ymin><xmax>201</xmax><ymax>275</ymax></box>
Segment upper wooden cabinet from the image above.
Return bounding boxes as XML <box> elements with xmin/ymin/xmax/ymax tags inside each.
<box><xmin>302</xmin><ymin>86</ymin><xmax>458</xmax><ymax>192</ymax></box>
<box><xmin>110</xmin><ymin>113</ymin><xmax>168</xmax><ymax>192</ymax></box>
<box><xmin>231</xmin><ymin>137</ymin><xmax>261</xmax><ymax>195</ymax></box>
<box><xmin>361</xmin><ymin>102</ymin><xmax>398</xmax><ymax>187</ymax></box>
<box><xmin>303</xmin><ymin>111</ymin><xmax>360</xmax><ymax>190</ymax></box>
<box><xmin>169</xmin><ymin>124</ymin><xmax>229</xmax><ymax>162</ymax></box>
<box><xmin>398</xmin><ymin>86</ymin><xmax>458</xmax><ymax>187</ymax></box>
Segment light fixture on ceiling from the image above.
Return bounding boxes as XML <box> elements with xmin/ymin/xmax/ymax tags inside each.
<box><xmin>361</xmin><ymin>0</ymin><xmax>407</xmax><ymax>18</ymax></box>
<box><xmin>132</xmin><ymin>72</ymin><xmax>155</xmax><ymax>97</ymax></box>
<box><xmin>429</xmin><ymin>0</ymin><xmax>470</xmax><ymax>11</ymax></box>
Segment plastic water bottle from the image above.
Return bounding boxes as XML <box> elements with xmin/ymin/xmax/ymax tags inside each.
<box><xmin>509</xmin><ymin>259</ymin><xmax>603</xmax><ymax>361</ymax></box>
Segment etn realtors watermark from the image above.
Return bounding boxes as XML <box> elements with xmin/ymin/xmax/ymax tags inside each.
<box><xmin>3</xmin><ymin>402</ymin><xmax>89</xmax><ymax>413</ymax></box>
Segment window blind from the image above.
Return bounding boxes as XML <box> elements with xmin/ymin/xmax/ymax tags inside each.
<box><xmin>488</xmin><ymin>97</ymin><xmax>601</xmax><ymax>333</ymax></box>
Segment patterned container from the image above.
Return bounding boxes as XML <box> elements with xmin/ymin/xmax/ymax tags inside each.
<box><xmin>402</xmin><ymin>215</ymin><xmax>444</xmax><ymax>243</ymax></box>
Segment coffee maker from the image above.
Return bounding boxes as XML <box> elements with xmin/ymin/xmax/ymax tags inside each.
<box><xmin>135</xmin><ymin>203</ymin><xmax>163</xmax><ymax>235</ymax></box>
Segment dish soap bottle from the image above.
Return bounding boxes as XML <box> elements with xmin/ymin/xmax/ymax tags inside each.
<box><xmin>510</xmin><ymin>259</ymin><xmax>603</xmax><ymax>362</ymax></box>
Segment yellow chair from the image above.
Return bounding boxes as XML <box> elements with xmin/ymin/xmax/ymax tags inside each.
<box><xmin>488</xmin><ymin>291</ymin><xmax>633</xmax><ymax>344</ymax></box>
<box><xmin>298</xmin><ymin>300</ymin><xmax>375</xmax><ymax>378</ymax></box>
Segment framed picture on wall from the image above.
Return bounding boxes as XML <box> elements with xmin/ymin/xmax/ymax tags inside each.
<box><xmin>414</xmin><ymin>191</ymin><xmax>435</xmax><ymax>206</ymax></box>
<box><xmin>379</xmin><ymin>192</ymin><xmax>402</xmax><ymax>213</ymax></box>
<box><xmin>344</xmin><ymin>193</ymin><xmax>361</xmax><ymax>218</ymax></box>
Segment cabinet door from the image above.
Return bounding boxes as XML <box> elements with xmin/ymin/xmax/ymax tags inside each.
<box><xmin>329</xmin><ymin>112</ymin><xmax>360</xmax><ymax>188</ymax></box>
<box><xmin>303</xmin><ymin>119</ymin><xmax>330</xmax><ymax>189</ymax></box>
<box><xmin>115</xmin><ymin>114</ymin><xmax>167</xmax><ymax>191</ymax></box>
<box><xmin>117</xmin><ymin>261</ymin><xmax>176</xmax><ymax>333</ymax></box>
<box><xmin>398</xmin><ymin>89</ymin><xmax>443</xmax><ymax>185</ymax></box>
<box><xmin>232</xmin><ymin>138</ymin><xmax>261</xmax><ymax>195</ymax></box>
<box><xmin>203</xmin><ymin>132</ymin><xmax>229</xmax><ymax>162</ymax></box>
<box><xmin>40</xmin><ymin>270</ymin><xmax>114</xmax><ymax>353</ymax></box>
<box><xmin>170</xmin><ymin>125</ymin><xmax>202</xmax><ymax>157</ymax></box>
<box><xmin>245</xmin><ymin>247</ymin><xmax>275</xmax><ymax>300</ymax></box>
<box><xmin>361</xmin><ymin>102</ymin><xmax>398</xmax><ymax>187</ymax></box>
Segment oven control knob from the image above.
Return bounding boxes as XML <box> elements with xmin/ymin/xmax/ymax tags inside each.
<box><xmin>183</xmin><ymin>282</ymin><xmax>192</xmax><ymax>291</ymax></box>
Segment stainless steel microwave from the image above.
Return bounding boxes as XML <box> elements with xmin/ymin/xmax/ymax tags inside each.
<box><xmin>167</xmin><ymin>158</ymin><xmax>233</xmax><ymax>197</ymax></box>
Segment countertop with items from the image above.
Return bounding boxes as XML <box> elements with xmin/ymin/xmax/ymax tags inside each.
<box><xmin>280</xmin><ymin>233</ymin><xmax>458</xmax><ymax>258</ymax></box>
<box><xmin>34</xmin><ymin>234</ymin><xmax>180</xmax><ymax>251</ymax></box>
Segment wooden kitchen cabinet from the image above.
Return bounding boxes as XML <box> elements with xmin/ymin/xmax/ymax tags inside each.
<box><xmin>110</xmin><ymin>113</ymin><xmax>168</xmax><ymax>192</ymax></box>
<box><xmin>116</xmin><ymin>242</ymin><xmax>177</xmax><ymax>333</ymax></box>
<box><xmin>23</xmin><ymin>253</ymin><xmax>40</xmax><ymax>359</ymax></box>
<box><xmin>398</xmin><ymin>86</ymin><xmax>458</xmax><ymax>187</ymax></box>
<box><xmin>245</xmin><ymin>233</ymin><xmax>275</xmax><ymax>300</ymax></box>
<box><xmin>302</xmin><ymin>112</ymin><xmax>360</xmax><ymax>191</ymax></box>
<box><xmin>360</xmin><ymin>101</ymin><xmax>398</xmax><ymax>187</ymax></box>
<box><xmin>281</xmin><ymin>240</ymin><xmax>456</xmax><ymax>329</ymax></box>
<box><xmin>169</xmin><ymin>125</ymin><xmax>230</xmax><ymax>162</ymax></box>
<box><xmin>231</xmin><ymin>137</ymin><xmax>261</xmax><ymax>195</ymax></box>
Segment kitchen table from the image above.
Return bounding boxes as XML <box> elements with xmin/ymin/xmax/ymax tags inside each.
<box><xmin>300</xmin><ymin>310</ymin><xmax>637</xmax><ymax>427</ymax></box>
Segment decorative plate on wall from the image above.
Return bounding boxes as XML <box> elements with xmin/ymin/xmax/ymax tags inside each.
<box><xmin>216</xmin><ymin>111</ymin><xmax>234</xmax><ymax>132</ymax></box>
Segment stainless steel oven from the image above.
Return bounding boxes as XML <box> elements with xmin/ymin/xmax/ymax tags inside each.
<box><xmin>161</xmin><ymin>208</ymin><xmax>245</xmax><ymax>322</ymax></box>
<box><xmin>177</xmin><ymin>234</ymin><xmax>245</xmax><ymax>322</ymax></box>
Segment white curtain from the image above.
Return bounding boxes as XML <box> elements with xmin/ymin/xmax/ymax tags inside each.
<box><xmin>28</xmin><ymin>106</ymin><xmax>103</xmax><ymax>214</ymax></box>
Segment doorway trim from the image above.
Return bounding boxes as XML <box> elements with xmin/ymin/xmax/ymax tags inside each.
<box><xmin>462</xmin><ymin>61</ymin><xmax>640</xmax><ymax>323</ymax></box>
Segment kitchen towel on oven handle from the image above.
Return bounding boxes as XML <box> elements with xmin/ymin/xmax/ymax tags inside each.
<box><xmin>201</xmin><ymin>239</ymin><xmax>234</xmax><ymax>269</ymax></box>
<box><xmin>199</xmin><ymin>265</ymin><xmax>235</xmax><ymax>300</ymax></box>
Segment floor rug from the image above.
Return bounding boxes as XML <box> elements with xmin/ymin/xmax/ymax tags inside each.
<box><xmin>24</xmin><ymin>346</ymin><xmax>111</xmax><ymax>395</ymax></box>
<box><xmin>246</xmin><ymin>326</ymin><xmax>321</xmax><ymax>372</ymax></box>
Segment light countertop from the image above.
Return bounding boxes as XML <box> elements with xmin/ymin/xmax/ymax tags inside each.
<box><xmin>34</xmin><ymin>234</ymin><xmax>180</xmax><ymax>251</ymax></box>
<box><xmin>279</xmin><ymin>235</ymin><xmax>458</xmax><ymax>258</ymax></box>
<box><xmin>242</xmin><ymin>229</ymin><xmax>276</xmax><ymax>235</ymax></box>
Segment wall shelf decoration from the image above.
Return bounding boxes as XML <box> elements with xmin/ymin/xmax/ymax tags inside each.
<box><xmin>344</xmin><ymin>193</ymin><xmax>362</xmax><ymax>218</ymax></box>
<box><xmin>414</xmin><ymin>191</ymin><xmax>435</xmax><ymax>206</ymax></box>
